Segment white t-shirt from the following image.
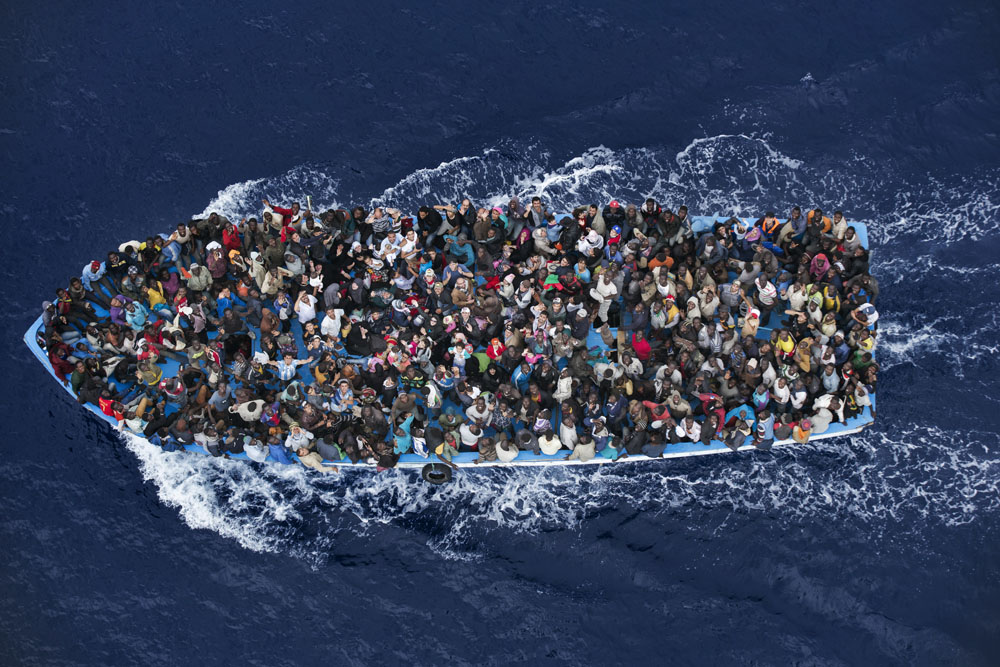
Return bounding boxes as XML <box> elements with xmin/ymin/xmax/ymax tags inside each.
<box><xmin>459</xmin><ymin>424</ymin><xmax>480</xmax><ymax>447</ymax></box>
<box><xmin>497</xmin><ymin>443</ymin><xmax>518</xmax><ymax>463</ymax></box>
<box><xmin>295</xmin><ymin>294</ymin><xmax>318</xmax><ymax>323</ymax></box>
<box><xmin>378</xmin><ymin>236</ymin><xmax>401</xmax><ymax>261</ymax></box>
<box><xmin>857</xmin><ymin>303</ymin><xmax>879</xmax><ymax>325</ymax></box>
<box><xmin>465</xmin><ymin>403</ymin><xmax>492</xmax><ymax>425</ymax></box>
<box><xmin>684</xmin><ymin>420</ymin><xmax>702</xmax><ymax>441</ymax></box>
<box><xmin>321</xmin><ymin>310</ymin><xmax>343</xmax><ymax>337</ymax></box>
<box><xmin>399</xmin><ymin>238</ymin><xmax>418</xmax><ymax>257</ymax></box>
<box><xmin>539</xmin><ymin>435</ymin><xmax>562</xmax><ymax>455</ymax></box>
<box><xmin>425</xmin><ymin>383</ymin><xmax>442</xmax><ymax>409</ymax></box>
<box><xmin>245</xmin><ymin>441</ymin><xmax>269</xmax><ymax>462</ymax></box>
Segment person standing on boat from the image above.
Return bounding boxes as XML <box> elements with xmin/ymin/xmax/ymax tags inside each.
<box><xmin>589</xmin><ymin>271</ymin><xmax>619</xmax><ymax>325</ymax></box>
<box><xmin>267</xmin><ymin>353</ymin><xmax>314</xmax><ymax>384</ymax></box>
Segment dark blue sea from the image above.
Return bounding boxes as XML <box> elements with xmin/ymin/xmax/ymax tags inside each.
<box><xmin>3</xmin><ymin>2</ymin><xmax>1000</xmax><ymax>664</ymax></box>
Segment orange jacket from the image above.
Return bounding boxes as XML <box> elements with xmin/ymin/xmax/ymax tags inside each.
<box><xmin>808</xmin><ymin>210</ymin><xmax>832</xmax><ymax>233</ymax></box>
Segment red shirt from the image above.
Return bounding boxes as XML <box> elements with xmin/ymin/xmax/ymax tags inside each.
<box><xmin>49</xmin><ymin>349</ymin><xmax>74</xmax><ymax>382</ymax></box>
<box><xmin>98</xmin><ymin>397</ymin><xmax>124</xmax><ymax>421</ymax></box>
<box><xmin>697</xmin><ymin>393</ymin><xmax>726</xmax><ymax>432</ymax></box>
<box><xmin>222</xmin><ymin>227</ymin><xmax>242</xmax><ymax>252</ymax></box>
<box><xmin>631</xmin><ymin>334</ymin><xmax>651</xmax><ymax>361</ymax></box>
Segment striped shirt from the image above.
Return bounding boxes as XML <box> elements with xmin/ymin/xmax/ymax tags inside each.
<box><xmin>275</xmin><ymin>360</ymin><xmax>298</xmax><ymax>382</ymax></box>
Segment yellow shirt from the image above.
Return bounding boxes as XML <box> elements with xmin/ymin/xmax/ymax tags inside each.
<box><xmin>665</xmin><ymin>304</ymin><xmax>680</xmax><ymax>322</ymax></box>
<box><xmin>776</xmin><ymin>335</ymin><xmax>795</xmax><ymax>355</ymax></box>
<box><xmin>147</xmin><ymin>283</ymin><xmax>167</xmax><ymax>309</ymax></box>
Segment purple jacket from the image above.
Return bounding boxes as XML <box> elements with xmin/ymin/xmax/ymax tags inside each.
<box><xmin>109</xmin><ymin>294</ymin><xmax>132</xmax><ymax>326</ymax></box>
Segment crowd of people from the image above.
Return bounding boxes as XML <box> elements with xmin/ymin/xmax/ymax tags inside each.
<box><xmin>40</xmin><ymin>195</ymin><xmax>879</xmax><ymax>474</ymax></box>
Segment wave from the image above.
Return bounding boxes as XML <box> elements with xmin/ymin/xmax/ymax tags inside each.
<box><xmin>138</xmin><ymin>133</ymin><xmax>1000</xmax><ymax>559</ymax></box>
<box><xmin>122</xmin><ymin>418</ymin><xmax>1000</xmax><ymax>563</ymax></box>
<box><xmin>194</xmin><ymin>166</ymin><xmax>344</xmax><ymax>222</ymax></box>
<box><xmin>891</xmin><ymin>173</ymin><xmax>1000</xmax><ymax>245</ymax></box>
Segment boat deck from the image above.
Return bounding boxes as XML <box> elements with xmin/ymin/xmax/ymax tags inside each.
<box><xmin>23</xmin><ymin>215</ymin><xmax>875</xmax><ymax>470</ymax></box>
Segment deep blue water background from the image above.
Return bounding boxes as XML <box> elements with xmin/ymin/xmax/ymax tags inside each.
<box><xmin>3</xmin><ymin>1</ymin><xmax>1000</xmax><ymax>665</ymax></box>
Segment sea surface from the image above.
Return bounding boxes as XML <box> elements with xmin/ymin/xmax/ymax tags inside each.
<box><xmin>3</xmin><ymin>2</ymin><xmax>999</xmax><ymax>665</ymax></box>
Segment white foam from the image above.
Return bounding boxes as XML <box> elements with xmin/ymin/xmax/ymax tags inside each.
<box><xmin>675</xmin><ymin>133</ymin><xmax>803</xmax><ymax>172</ymax></box>
<box><xmin>194</xmin><ymin>177</ymin><xmax>266</xmax><ymax>221</ymax></box>
<box><xmin>122</xmin><ymin>418</ymin><xmax>1000</xmax><ymax>561</ymax></box>
<box><xmin>194</xmin><ymin>166</ymin><xmax>343</xmax><ymax>222</ymax></box>
<box><xmin>124</xmin><ymin>431</ymin><xmax>305</xmax><ymax>553</ymax></box>
<box><xmin>877</xmin><ymin>312</ymin><xmax>1000</xmax><ymax>379</ymax></box>
<box><xmin>372</xmin><ymin>148</ymin><xmax>501</xmax><ymax>206</ymax></box>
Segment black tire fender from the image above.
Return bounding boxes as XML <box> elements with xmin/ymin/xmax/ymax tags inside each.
<box><xmin>421</xmin><ymin>463</ymin><xmax>452</xmax><ymax>485</ymax></box>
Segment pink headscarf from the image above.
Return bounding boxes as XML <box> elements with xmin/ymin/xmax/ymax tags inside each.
<box><xmin>810</xmin><ymin>253</ymin><xmax>831</xmax><ymax>280</ymax></box>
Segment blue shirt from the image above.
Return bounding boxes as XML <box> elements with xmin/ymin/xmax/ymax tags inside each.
<box><xmin>443</xmin><ymin>236</ymin><xmax>474</xmax><ymax>266</ymax></box>
<box><xmin>393</xmin><ymin>415</ymin><xmax>415</xmax><ymax>454</ymax></box>
<box><xmin>125</xmin><ymin>303</ymin><xmax>150</xmax><ymax>331</ymax></box>
<box><xmin>606</xmin><ymin>396</ymin><xmax>626</xmax><ymax>421</ymax></box>
<box><xmin>512</xmin><ymin>367</ymin><xmax>530</xmax><ymax>393</ymax></box>
<box><xmin>268</xmin><ymin>444</ymin><xmax>293</xmax><ymax>465</ymax></box>
<box><xmin>274</xmin><ymin>360</ymin><xmax>299</xmax><ymax>382</ymax></box>
<box><xmin>546</xmin><ymin>221</ymin><xmax>562</xmax><ymax>242</ymax></box>
<box><xmin>216</xmin><ymin>292</ymin><xmax>246</xmax><ymax>318</ymax></box>
<box><xmin>81</xmin><ymin>262</ymin><xmax>106</xmax><ymax>290</ymax></box>
<box><xmin>756</xmin><ymin>414</ymin><xmax>775</xmax><ymax>441</ymax></box>
<box><xmin>834</xmin><ymin>342</ymin><xmax>851</xmax><ymax>366</ymax></box>
<box><xmin>760</xmin><ymin>240</ymin><xmax>785</xmax><ymax>257</ymax></box>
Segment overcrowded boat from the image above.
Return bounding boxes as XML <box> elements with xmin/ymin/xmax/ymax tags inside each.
<box><xmin>26</xmin><ymin>196</ymin><xmax>878</xmax><ymax>484</ymax></box>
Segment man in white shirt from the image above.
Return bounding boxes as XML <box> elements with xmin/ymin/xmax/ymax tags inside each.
<box><xmin>851</xmin><ymin>303</ymin><xmax>879</xmax><ymax>329</ymax></box>
<box><xmin>576</xmin><ymin>228</ymin><xmax>604</xmax><ymax>254</ymax></box>
<box><xmin>459</xmin><ymin>422</ymin><xmax>482</xmax><ymax>450</ymax></box>
<box><xmin>320</xmin><ymin>307</ymin><xmax>344</xmax><ymax>338</ymax></box>
<box><xmin>244</xmin><ymin>437</ymin><xmax>269</xmax><ymax>462</ymax></box>
<box><xmin>753</xmin><ymin>274</ymin><xmax>777</xmax><ymax>323</ymax></box>
<box><xmin>423</xmin><ymin>382</ymin><xmax>443</xmax><ymax>418</ymax></box>
<box><xmin>589</xmin><ymin>271</ymin><xmax>619</xmax><ymax>324</ymax></box>
<box><xmin>681</xmin><ymin>415</ymin><xmax>702</xmax><ymax>443</ymax></box>
<box><xmin>496</xmin><ymin>437</ymin><xmax>519</xmax><ymax>463</ymax></box>
<box><xmin>377</xmin><ymin>230</ymin><xmax>402</xmax><ymax>263</ymax></box>
<box><xmin>294</xmin><ymin>292</ymin><xmax>319</xmax><ymax>324</ymax></box>
<box><xmin>465</xmin><ymin>397</ymin><xmax>493</xmax><ymax>428</ymax></box>
<box><xmin>538</xmin><ymin>430</ymin><xmax>562</xmax><ymax>455</ymax></box>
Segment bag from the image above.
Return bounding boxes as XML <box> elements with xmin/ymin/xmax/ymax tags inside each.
<box><xmin>229</xmin><ymin>400</ymin><xmax>264</xmax><ymax>422</ymax></box>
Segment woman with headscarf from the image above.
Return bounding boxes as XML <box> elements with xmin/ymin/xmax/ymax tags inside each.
<box><xmin>809</xmin><ymin>252</ymin><xmax>831</xmax><ymax>282</ymax></box>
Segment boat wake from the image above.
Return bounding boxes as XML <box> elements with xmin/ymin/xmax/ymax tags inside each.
<box><xmin>128</xmin><ymin>133</ymin><xmax>1000</xmax><ymax>561</ymax></box>
<box><xmin>121</xmin><ymin>420</ymin><xmax>1000</xmax><ymax>564</ymax></box>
